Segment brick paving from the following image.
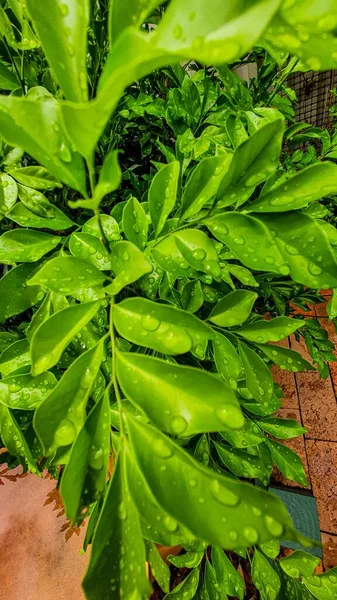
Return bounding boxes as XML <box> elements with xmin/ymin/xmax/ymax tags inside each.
<box><xmin>274</xmin><ymin>291</ymin><xmax>337</xmax><ymax>569</ymax></box>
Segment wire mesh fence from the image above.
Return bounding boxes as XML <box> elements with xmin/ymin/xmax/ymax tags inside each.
<box><xmin>289</xmin><ymin>70</ymin><xmax>337</xmax><ymax>130</ymax></box>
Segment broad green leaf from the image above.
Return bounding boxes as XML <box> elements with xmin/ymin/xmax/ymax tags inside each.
<box><xmin>149</xmin><ymin>161</ymin><xmax>179</xmax><ymax>237</ymax></box>
<box><xmin>205</xmin><ymin>558</ymin><xmax>222</xmax><ymax>600</ymax></box>
<box><xmin>114</xmin><ymin>297</ymin><xmax>214</xmax><ymax>357</ymax></box>
<box><xmin>303</xmin><ymin>568</ymin><xmax>337</xmax><ymax>600</ymax></box>
<box><xmin>242</xmin><ymin>394</ymin><xmax>282</xmax><ymax>418</ymax></box>
<box><xmin>17</xmin><ymin>184</ymin><xmax>55</xmax><ymax>218</ymax></box>
<box><xmin>249</xmin><ymin>162</ymin><xmax>337</xmax><ymax>212</ymax></box>
<box><xmin>214</xmin><ymin>442</ymin><xmax>270</xmax><ymax>484</ymax></box>
<box><xmin>227</xmin><ymin>264</ymin><xmax>258</xmax><ymax>287</ymax></box>
<box><xmin>266</xmin><ymin>438</ymin><xmax>308</xmax><ymax>486</ymax></box>
<box><xmin>251</xmin><ymin>548</ymin><xmax>281</xmax><ymax>600</ymax></box>
<box><xmin>239</xmin><ymin>343</ymin><xmax>274</xmax><ymax>403</ymax></box>
<box><xmin>30</xmin><ymin>300</ymin><xmax>101</xmax><ymax>375</ymax></box>
<box><xmin>0</xmin><ymin>263</ymin><xmax>43</xmax><ymax>323</ymax></box>
<box><xmin>163</xmin><ymin>568</ymin><xmax>199</xmax><ymax>599</ymax></box>
<box><xmin>27</xmin><ymin>256</ymin><xmax>107</xmax><ymax>294</ymax></box>
<box><xmin>82</xmin><ymin>451</ymin><xmax>150</xmax><ymax>600</ymax></box>
<box><xmin>220</xmin><ymin>419</ymin><xmax>265</xmax><ymax>449</ymax></box>
<box><xmin>0</xmin><ymin>405</ymin><xmax>37</xmax><ymax>472</ymax></box>
<box><xmin>0</xmin><ymin>95</ymin><xmax>86</xmax><ymax>193</ymax></box>
<box><xmin>181</xmin><ymin>279</ymin><xmax>204</xmax><ymax>313</ymax></box>
<box><xmin>209</xmin><ymin>290</ymin><xmax>258</xmax><ymax>327</ymax></box>
<box><xmin>26</xmin><ymin>0</ymin><xmax>89</xmax><ymax>102</ymax></box>
<box><xmin>122</xmin><ymin>196</ymin><xmax>148</xmax><ymax>249</ymax></box>
<box><xmin>318</xmin><ymin>220</ymin><xmax>337</xmax><ymax>247</ymax></box>
<box><xmin>206</xmin><ymin>212</ymin><xmax>285</xmax><ymax>274</ymax></box>
<box><xmin>257</xmin><ymin>343</ymin><xmax>315</xmax><ymax>372</ymax></box>
<box><xmin>258</xmin><ymin>212</ymin><xmax>337</xmax><ymax>288</ymax></box>
<box><xmin>108</xmin><ymin>241</ymin><xmax>152</xmax><ymax>294</ymax></box>
<box><xmin>0</xmin><ymin>230</ymin><xmax>60</xmax><ymax>264</ymax></box>
<box><xmin>257</xmin><ymin>417</ymin><xmax>306</xmax><ymax>440</ymax></box>
<box><xmin>34</xmin><ymin>342</ymin><xmax>103</xmax><ymax>457</ymax></box>
<box><xmin>146</xmin><ymin>541</ymin><xmax>171</xmax><ymax>594</ymax></box>
<box><xmin>174</xmin><ymin>229</ymin><xmax>221</xmax><ymax>278</ymax></box>
<box><xmin>237</xmin><ymin>317</ymin><xmax>305</xmax><ymax>343</ymax></box>
<box><xmin>26</xmin><ymin>295</ymin><xmax>51</xmax><ymax>342</ymax></box>
<box><xmin>0</xmin><ymin>60</ymin><xmax>19</xmax><ymax>90</ymax></box>
<box><xmin>216</xmin><ymin>119</ymin><xmax>284</xmax><ymax>208</ymax></box>
<box><xmin>152</xmin><ymin>235</ymin><xmax>196</xmax><ymax>278</ymax></box>
<box><xmin>0</xmin><ymin>371</ymin><xmax>57</xmax><ymax>410</ymax></box>
<box><xmin>213</xmin><ymin>332</ymin><xmax>242</xmax><ymax>389</ymax></box>
<box><xmin>0</xmin><ymin>174</ymin><xmax>18</xmax><ymax>213</ymax></box>
<box><xmin>116</xmin><ymin>352</ymin><xmax>244</xmax><ymax>435</ymax></box>
<box><xmin>280</xmin><ymin>550</ymin><xmax>320</xmax><ymax>579</ymax></box>
<box><xmin>69</xmin><ymin>232</ymin><xmax>111</xmax><ymax>270</ymax></box>
<box><xmin>83</xmin><ymin>214</ymin><xmax>120</xmax><ymax>242</ymax></box>
<box><xmin>168</xmin><ymin>550</ymin><xmax>203</xmax><ymax>568</ymax></box>
<box><xmin>109</xmin><ymin>0</ymin><xmax>165</xmax><ymax>44</ymax></box>
<box><xmin>0</xmin><ymin>338</ymin><xmax>30</xmax><ymax>376</ymax></box>
<box><xmin>180</xmin><ymin>154</ymin><xmax>231</xmax><ymax>220</ymax></box>
<box><xmin>212</xmin><ymin>546</ymin><xmax>245</xmax><ymax>599</ymax></box>
<box><xmin>259</xmin><ymin>539</ymin><xmax>280</xmax><ymax>559</ymax></box>
<box><xmin>0</xmin><ymin>332</ymin><xmax>19</xmax><ymax>353</ymax></box>
<box><xmin>127</xmin><ymin>415</ymin><xmax>302</xmax><ymax>549</ymax></box>
<box><xmin>7</xmin><ymin>202</ymin><xmax>75</xmax><ymax>230</ymax></box>
<box><xmin>9</xmin><ymin>166</ymin><xmax>62</xmax><ymax>190</ymax></box>
<box><xmin>61</xmin><ymin>392</ymin><xmax>110</xmax><ymax>523</ymax></box>
<box><xmin>276</xmin><ymin>564</ymin><xmax>313</xmax><ymax>600</ymax></box>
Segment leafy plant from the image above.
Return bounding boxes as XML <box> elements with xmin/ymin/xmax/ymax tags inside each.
<box><xmin>0</xmin><ymin>1</ymin><xmax>337</xmax><ymax>599</ymax></box>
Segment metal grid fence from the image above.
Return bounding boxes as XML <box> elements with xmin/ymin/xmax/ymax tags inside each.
<box><xmin>289</xmin><ymin>70</ymin><xmax>337</xmax><ymax>130</ymax></box>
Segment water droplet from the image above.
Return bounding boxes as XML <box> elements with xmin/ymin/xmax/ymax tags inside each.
<box><xmin>170</xmin><ymin>415</ymin><xmax>187</xmax><ymax>435</ymax></box>
<box><xmin>173</xmin><ymin>24</ymin><xmax>183</xmax><ymax>39</ymax></box>
<box><xmin>264</xmin><ymin>515</ymin><xmax>283</xmax><ymax>537</ymax></box>
<box><xmin>164</xmin><ymin>515</ymin><xmax>178</xmax><ymax>532</ymax></box>
<box><xmin>210</xmin><ymin>479</ymin><xmax>240</xmax><ymax>507</ymax></box>
<box><xmin>265</xmin><ymin>256</ymin><xmax>275</xmax><ymax>265</ymax></box>
<box><xmin>279</xmin><ymin>264</ymin><xmax>290</xmax><ymax>275</ymax></box>
<box><xmin>229</xmin><ymin>530</ymin><xmax>238</xmax><ymax>542</ymax></box>
<box><xmin>252</xmin><ymin>506</ymin><xmax>262</xmax><ymax>517</ymax></box>
<box><xmin>193</xmin><ymin>343</ymin><xmax>204</xmax><ymax>358</ymax></box>
<box><xmin>244</xmin><ymin>526</ymin><xmax>259</xmax><ymax>545</ymax></box>
<box><xmin>118</xmin><ymin>502</ymin><xmax>127</xmax><ymax>520</ymax></box>
<box><xmin>57</xmin><ymin>142</ymin><xmax>72</xmax><ymax>163</ymax></box>
<box><xmin>89</xmin><ymin>447</ymin><xmax>104</xmax><ymax>470</ymax></box>
<box><xmin>142</xmin><ymin>315</ymin><xmax>160</xmax><ymax>332</ymax></box>
<box><xmin>123</xmin><ymin>251</ymin><xmax>130</xmax><ymax>261</ymax></box>
<box><xmin>308</xmin><ymin>263</ymin><xmax>322</xmax><ymax>275</ymax></box>
<box><xmin>233</xmin><ymin>236</ymin><xmax>245</xmax><ymax>245</ymax></box>
<box><xmin>192</xmin><ymin>248</ymin><xmax>206</xmax><ymax>261</ymax></box>
<box><xmin>54</xmin><ymin>418</ymin><xmax>76</xmax><ymax>446</ymax></box>
<box><xmin>153</xmin><ymin>438</ymin><xmax>173</xmax><ymax>459</ymax></box>
<box><xmin>189</xmin><ymin>478</ymin><xmax>197</xmax><ymax>487</ymax></box>
<box><xmin>59</xmin><ymin>3</ymin><xmax>69</xmax><ymax>16</ymax></box>
<box><xmin>215</xmin><ymin>404</ymin><xmax>244</xmax><ymax>429</ymax></box>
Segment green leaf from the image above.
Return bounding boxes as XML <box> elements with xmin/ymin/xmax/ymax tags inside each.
<box><xmin>109</xmin><ymin>0</ymin><xmax>165</xmax><ymax>44</ymax></box>
<box><xmin>257</xmin><ymin>343</ymin><xmax>315</xmax><ymax>372</ymax></box>
<box><xmin>83</xmin><ymin>214</ymin><xmax>120</xmax><ymax>242</ymax></box>
<box><xmin>212</xmin><ymin>546</ymin><xmax>245</xmax><ymax>599</ymax></box>
<box><xmin>0</xmin><ymin>371</ymin><xmax>57</xmax><ymax>410</ymax></box>
<box><xmin>318</xmin><ymin>220</ymin><xmax>337</xmax><ymax>247</ymax></box>
<box><xmin>280</xmin><ymin>550</ymin><xmax>320</xmax><ymax>579</ymax></box>
<box><xmin>249</xmin><ymin>162</ymin><xmax>337</xmax><ymax>212</ymax></box>
<box><xmin>213</xmin><ymin>332</ymin><xmax>242</xmax><ymax>389</ymax></box>
<box><xmin>205</xmin><ymin>558</ymin><xmax>222</xmax><ymax>600</ymax></box>
<box><xmin>303</xmin><ymin>568</ymin><xmax>337</xmax><ymax>600</ymax></box>
<box><xmin>209</xmin><ymin>290</ymin><xmax>258</xmax><ymax>327</ymax></box>
<box><xmin>220</xmin><ymin>418</ymin><xmax>265</xmax><ymax>449</ymax></box>
<box><xmin>114</xmin><ymin>297</ymin><xmax>214</xmax><ymax>357</ymax></box>
<box><xmin>181</xmin><ymin>279</ymin><xmax>204</xmax><ymax>313</ymax></box>
<box><xmin>9</xmin><ymin>166</ymin><xmax>62</xmax><ymax>190</ymax></box>
<box><xmin>239</xmin><ymin>343</ymin><xmax>274</xmax><ymax>403</ymax></box>
<box><xmin>82</xmin><ymin>450</ymin><xmax>151</xmax><ymax>600</ymax></box>
<box><xmin>259</xmin><ymin>539</ymin><xmax>280</xmax><ymax>559</ymax></box>
<box><xmin>180</xmin><ymin>154</ymin><xmax>231</xmax><ymax>220</ymax></box>
<box><xmin>168</xmin><ymin>550</ymin><xmax>203</xmax><ymax>568</ymax></box>
<box><xmin>127</xmin><ymin>415</ymin><xmax>301</xmax><ymax>549</ymax></box>
<box><xmin>26</xmin><ymin>0</ymin><xmax>89</xmax><ymax>102</ymax></box>
<box><xmin>227</xmin><ymin>264</ymin><xmax>258</xmax><ymax>287</ymax></box>
<box><xmin>174</xmin><ymin>229</ymin><xmax>221</xmax><ymax>278</ymax></box>
<box><xmin>0</xmin><ymin>332</ymin><xmax>19</xmax><ymax>353</ymax></box>
<box><xmin>153</xmin><ymin>235</ymin><xmax>196</xmax><ymax>278</ymax></box>
<box><xmin>108</xmin><ymin>241</ymin><xmax>152</xmax><ymax>294</ymax></box>
<box><xmin>214</xmin><ymin>442</ymin><xmax>271</xmax><ymax>483</ymax></box>
<box><xmin>257</xmin><ymin>417</ymin><xmax>306</xmax><ymax>440</ymax></box>
<box><xmin>266</xmin><ymin>438</ymin><xmax>308</xmax><ymax>486</ymax></box>
<box><xmin>149</xmin><ymin>161</ymin><xmax>179</xmax><ymax>237</ymax></box>
<box><xmin>242</xmin><ymin>395</ymin><xmax>282</xmax><ymax>418</ymax></box>
<box><xmin>17</xmin><ymin>184</ymin><xmax>55</xmax><ymax>218</ymax></box>
<box><xmin>0</xmin><ymin>60</ymin><xmax>19</xmax><ymax>90</ymax></box>
<box><xmin>30</xmin><ymin>300</ymin><xmax>101</xmax><ymax>375</ymax></box>
<box><xmin>163</xmin><ymin>568</ymin><xmax>199</xmax><ymax>599</ymax></box>
<box><xmin>0</xmin><ymin>229</ymin><xmax>60</xmax><ymax>264</ymax></box>
<box><xmin>0</xmin><ymin>405</ymin><xmax>37</xmax><ymax>472</ymax></box>
<box><xmin>0</xmin><ymin>263</ymin><xmax>43</xmax><ymax>323</ymax></box>
<box><xmin>0</xmin><ymin>338</ymin><xmax>30</xmax><ymax>376</ymax></box>
<box><xmin>27</xmin><ymin>256</ymin><xmax>107</xmax><ymax>294</ymax></box>
<box><xmin>0</xmin><ymin>174</ymin><xmax>18</xmax><ymax>213</ymax></box>
<box><xmin>206</xmin><ymin>212</ymin><xmax>285</xmax><ymax>274</ymax></box>
<box><xmin>251</xmin><ymin>548</ymin><xmax>281</xmax><ymax>600</ymax></box>
<box><xmin>34</xmin><ymin>341</ymin><xmax>104</xmax><ymax>458</ymax></box>
<box><xmin>146</xmin><ymin>541</ymin><xmax>171</xmax><ymax>594</ymax></box>
<box><xmin>216</xmin><ymin>119</ymin><xmax>284</xmax><ymax>208</ymax></box>
<box><xmin>69</xmin><ymin>232</ymin><xmax>111</xmax><ymax>270</ymax></box>
<box><xmin>94</xmin><ymin>150</ymin><xmax>122</xmax><ymax>205</ymax></box>
<box><xmin>122</xmin><ymin>196</ymin><xmax>148</xmax><ymax>249</ymax></box>
<box><xmin>237</xmin><ymin>317</ymin><xmax>305</xmax><ymax>343</ymax></box>
<box><xmin>116</xmin><ymin>352</ymin><xmax>244</xmax><ymax>435</ymax></box>
<box><xmin>7</xmin><ymin>202</ymin><xmax>75</xmax><ymax>230</ymax></box>
<box><xmin>327</xmin><ymin>289</ymin><xmax>337</xmax><ymax>320</ymax></box>
<box><xmin>61</xmin><ymin>391</ymin><xmax>110</xmax><ymax>522</ymax></box>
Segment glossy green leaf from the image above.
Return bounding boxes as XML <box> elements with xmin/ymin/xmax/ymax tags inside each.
<box><xmin>266</xmin><ymin>438</ymin><xmax>308</xmax><ymax>486</ymax></box>
<box><xmin>0</xmin><ymin>61</ymin><xmax>19</xmax><ymax>90</ymax></box>
<box><xmin>239</xmin><ymin>343</ymin><xmax>274</xmax><ymax>403</ymax></box>
<box><xmin>251</xmin><ymin>548</ymin><xmax>281</xmax><ymax>600</ymax></box>
<box><xmin>214</xmin><ymin>442</ymin><xmax>270</xmax><ymax>483</ymax></box>
<box><xmin>174</xmin><ymin>229</ymin><xmax>221</xmax><ymax>278</ymax></box>
<box><xmin>109</xmin><ymin>0</ymin><xmax>164</xmax><ymax>44</ymax></box>
<box><xmin>0</xmin><ymin>229</ymin><xmax>60</xmax><ymax>264</ymax></box>
<box><xmin>82</xmin><ymin>214</ymin><xmax>120</xmax><ymax>242</ymax></box>
<box><xmin>212</xmin><ymin>546</ymin><xmax>245</xmax><ymax>599</ymax></box>
<box><xmin>181</xmin><ymin>279</ymin><xmax>204</xmax><ymax>313</ymax></box>
<box><xmin>257</xmin><ymin>417</ymin><xmax>306</xmax><ymax>440</ymax></box>
<box><xmin>168</xmin><ymin>550</ymin><xmax>203</xmax><ymax>568</ymax></box>
<box><xmin>127</xmin><ymin>415</ymin><xmax>302</xmax><ymax>549</ymax></box>
<box><xmin>0</xmin><ymin>263</ymin><xmax>43</xmax><ymax>323</ymax></box>
<box><xmin>93</xmin><ymin>150</ymin><xmax>122</xmax><ymax>205</ymax></box>
<box><xmin>303</xmin><ymin>568</ymin><xmax>337</xmax><ymax>599</ymax></box>
<box><xmin>26</xmin><ymin>0</ymin><xmax>89</xmax><ymax>102</ymax></box>
<box><xmin>108</xmin><ymin>241</ymin><xmax>152</xmax><ymax>294</ymax></box>
<box><xmin>242</xmin><ymin>394</ymin><xmax>282</xmax><ymax>418</ymax></box>
<box><xmin>152</xmin><ymin>235</ymin><xmax>196</xmax><ymax>278</ymax></box>
<box><xmin>27</xmin><ymin>256</ymin><xmax>107</xmax><ymax>294</ymax></box>
<box><xmin>82</xmin><ymin>450</ymin><xmax>151</xmax><ymax>600</ymax></box>
<box><xmin>146</xmin><ymin>541</ymin><xmax>170</xmax><ymax>593</ymax></box>
<box><xmin>327</xmin><ymin>289</ymin><xmax>337</xmax><ymax>320</ymax></box>
<box><xmin>26</xmin><ymin>295</ymin><xmax>51</xmax><ymax>343</ymax></box>
<box><xmin>116</xmin><ymin>352</ymin><xmax>244</xmax><ymax>435</ymax></box>
<box><xmin>61</xmin><ymin>391</ymin><xmax>110</xmax><ymax>522</ymax></box>
<box><xmin>30</xmin><ymin>300</ymin><xmax>101</xmax><ymax>375</ymax></box>
<box><xmin>34</xmin><ymin>342</ymin><xmax>103</xmax><ymax>457</ymax></box>
<box><xmin>220</xmin><ymin>419</ymin><xmax>265</xmax><ymax>449</ymax></box>
<box><xmin>122</xmin><ymin>195</ymin><xmax>148</xmax><ymax>249</ymax></box>
<box><xmin>9</xmin><ymin>166</ymin><xmax>62</xmax><ymax>190</ymax></box>
<box><xmin>114</xmin><ymin>297</ymin><xmax>214</xmax><ymax>357</ymax></box>
<box><xmin>0</xmin><ymin>173</ymin><xmax>18</xmax><ymax>214</ymax></box>
<box><xmin>257</xmin><ymin>343</ymin><xmax>315</xmax><ymax>372</ymax></box>
<box><xmin>180</xmin><ymin>154</ymin><xmax>231</xmax><ymax>220</ymax></box>
<box><xmin>318</xmin><ymin>220</ymin><xmax>337</xmax><ymax>247</ymax></box>
<box><xmin>237</xmin><ymin>317</ymin><xmax>305</xmax><ymax>343</ymax></box>
<box><xmin>163</xmin><ymin>568</ymin><xmax>199</xmax><ymax>599</ymax></box>
<box><xmin>216</xmin><ymin>119</ymin><xmax>284</xmax><ymax>208</ymax></box>
<box><xmin>0</xmin><ymin>338</ymin><xmax>30</xmax><ymax>376</ymax></box>
<box><xmin>7</xmin><ymin>202</ymin><xmax>75</xmax><ymax>230</ymax></box>
<box><xmin>69</xmin><ymin>232</ymin><xmax>111</xmax><ymax>271</ymax></box>
<box><xmin>0</xmin><ymin>371</ymin><xmax>57</xmax><ymax>410</ymax></box>
<box><xmin>0</xmin><ymin>404</ymin><xmax>37</xmax><ymax>472</ymax></box>
<box><xmin>227</xmin><ymin>264</ymin><xmax>258</xmax><ymax>287</ymax></box>
<box><xmin>259</xmin><ymin>539</ymin><xmax>280</xmax><ymax>559</ymax></box>
<box><xmin>213</xmin><ymin>332</ymin><xmax>242</xmax><ymax>389</ymax></box>
<box><xmin>205</xmin><ymin>558</ymin><xmax>222</xmax><ymax>600</ymax></box>
<box><xmin>280</xmin><ymin>550</ymin><xmax>320</xmax><ymax>579</ymax></box>
<box><xmin>149</xmin><ymin>161</ymin><xmax>179</xmax><ymax>237</ymax></box>
<box><xmin>0</xmin><ymin>332</ymin><xmax>19</xmax><ymax>353</ymax></box>
<box><xmin>17</xmin><ymin>184</ymin><xmax>55</xmax><ymax>218</ymax></box>
<box><xmin>249</xmin><ymin>162</ymin><xmax>337</xmax><ymax>212</ymax></box>
<box><xmin>209</xmin><ymin>290</ymin><xmax>258</xmax><ymax>327</ymax></box>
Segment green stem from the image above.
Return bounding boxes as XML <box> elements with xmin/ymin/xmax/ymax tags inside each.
<box><xmin>109</xmin><ymin>299</ymin><xmax>125</xmax><ymax>438</ymax></box>
<box><xmin>4</xmin><ymin>39</ymin><xmax>25</xmax><ymax>94</ymax></box>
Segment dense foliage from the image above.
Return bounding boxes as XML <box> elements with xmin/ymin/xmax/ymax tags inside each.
<box><xmin>1</xmin><ymin>0</ymin><xmax>337</xmax><ymax>598</ymax></box>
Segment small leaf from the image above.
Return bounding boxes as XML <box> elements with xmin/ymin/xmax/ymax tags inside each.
<box><xmin>212</xmin><ymin>546</ymin><xmax>245</xmax><ymax>600</ymax></box>
<box><xmin>0</xmin><ymin>338</ymin><xmax>30</xmax><ymax>376</ymax></box>
<box><xmin>153</xmin><ymin>235</ymin><xmax>196</xmax><ymax>278</ymax></box>
<box><xmin>95</xmin><ymin>150</ymin><xmax>122</xmax><ymax>204</ymax></box>
<box><xmin>0</xmin><ymin>405</ymin><xmax>37</xmax><ymax>472</ymax></box>
<box><xmin>108</xmin><ymin>241</ymin><xmax>152</xmax><ymax>294</ymax></box>
<box><xmin>174</xmin><ymin>229</ymin><xmax>220</xmax><ymax>278</ymax></box>
<box><xmin>213</xmin><ymin>332</ymin><xmax>242</xmax><ymax>389</ymax></box>
<box><xmin>220</xmin><ymin>419</ymin><xmax>265</xmax><ymax>449</ymax></box>
<box><xmin>181</xmin><ymin>154</ymin><xmax>231</xmax><ymax>220</ymax></box>
<box><xmin>257</xmin><ymin>417</ymin><xmax>306</xmax><ymax>440</ymax></box>
<box><xmin>327</xmin><ymin>289</ymin><xmax>337</xmax><ymax>320</ymax></box>
<box><xmin>237</xmin><ymin>317</ymin><xmax>304</xmax><ymax>343</ymax></box>
<box><xmin>164</xmin><ymin>568</ymin><xmax>199</xmax><ymax>599</ymax></box>
<box><xmin>209</xmin><ymin>290</ymin><xmax>258</xmax><ymax>327</ymax></box>
<box><xmin>214</xmin><ymin>442</ymin><xmax>270</xmax><ymax>483</ymax></box>
<box><xmin>0</xmin><ymin>371</ymin><xmax>57</xmax><ymax>410</ymax></box>
<box><xmin>27</xmin><ymin>257</ymin><xmax>107</xmax><ymax>294</ymax></box>
<box><xmin>303</xmin><ymin>568</ymin><xmax>337</xmax><ymax>599</ymax></box>
<box><xmin>0</xmin><ymin>263</ymin><xmax>43</xmax><ymax>323</ymax></box>
<box><xmin>83</xmin><ymin>214</ymin><xmax>120</xmax><ymax>242</ymax></box>
<box><xmin>69</xmin><ymin>232</ymin><xmax>111</xmax><ymax>270</ymax></box>
<box><xmin>257</xmin><ymin>343</ymin><xmax>315</xmax><ymax>372</ymax></box>
<box><xmin>7</xmin><ymin>202</ymin><xmax>74</xmax><ymax>230</ymax></box>
<box><xmin>259</xmin><ymin>539</ymin><xmax>280</xmax><ymax>559</ymax></box>
<box><xmin>239</xmin><ymin>343</ymin><xmax>274</xmax><ymax>403</ymax></box>
<box><xmin>280</xmin><ymin>550</ymin><xmax>320</xmax><ymax>579</ymax></box>
<box><xmin>149</xmin><ymin>161</ymin><xmax>180</xmax><ymax>237</ymax></box>
<box><xmin>181</xmin><ymin>280</ymin><xmax>204</xmax><ymax>313</ymax></box>
<box><xmin>0</xmin><ymin>230</ymin><xmax>60</xmax><ymax>264</ymax></box>
<box><xmin>168</xmin><ymin>550</ymin><xmax>203</xmax><ymax>568</ymax></box>
<box><xmin>18</xmin><ymin>184</ymin><xmax>55</xmax><ymax>218</ymax></box>
<box><xmin>0</xmin><ymin>173</ymin><xmax>18</xmax><ymax>213</ymax></box>
<box><xmin>122</xmin><ymin>196</ymin><xmax>148</xmax><ymax>249</ymax></box>
<box><xmin>251</xmin><ymin>548</ymin><xmax>281</xmax><ymax>600</ymax></box>
<box><xmin>146</xmin><ymin>541</ymin><xmax>171</xmax><ymax>593</ymax></box>
<box><xmin>26</xmin><ymin>294</ymin><xmax>51</xmax><ymax>342</ymax></box>
<box><xmin>266</xmin><ymin>438</ymin><xmax>308</xmax><ymax>486</ymax></box>
<box><xmin>9</xmin><ymin>166</ymin><xmax>62</xmax><ymax>190</ymax></box>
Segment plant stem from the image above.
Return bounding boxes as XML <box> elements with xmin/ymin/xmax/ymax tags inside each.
<box><xmin>109</xmin><ymin>299</ymin><xmax>125</xmax><ymax>438</ymax></box>
<box><xmin>4</xmin><ymin>39</ymin><xmax>25</xmax><ymax>94</ymax></box>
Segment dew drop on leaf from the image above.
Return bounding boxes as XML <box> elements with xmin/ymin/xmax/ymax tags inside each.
<box><xmin>210</xmin><ymin>479</ymin><xmax>240</xmax><ymax>507</ymax></box>
<box><xmin>153</xmin><ymin>438</ymin><xmax>173</xmax><ymax>459</ymax></box>
<box><xmin>170</xmin><ymin>415</ymin><xmax>188</xmax><ymax>435</ymax></box>
<box><xmin>54</xmin><ymin>418</ymin><xmax>76</xmax><ymax>446</ymax></box>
